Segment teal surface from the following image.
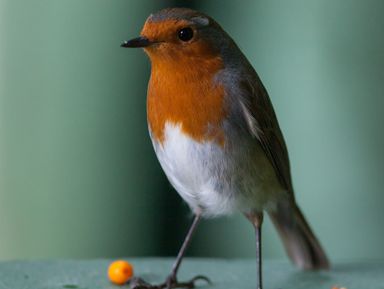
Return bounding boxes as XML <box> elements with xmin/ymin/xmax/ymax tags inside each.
<box><xmin>0</xmin><ymin>258</ymin><xmax>383</xmax><ymax>289</ymax></box>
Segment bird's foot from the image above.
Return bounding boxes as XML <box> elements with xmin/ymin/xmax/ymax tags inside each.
<box><xmin>162</xmin><ymin>274</ymin><xmax>211</xmax><ymax>289</ymax></box>
<box><xmin>129</xmin><ymin>274</ymin><xmax>211</xmax><ymax>289</ymax></box>
<box><xmin>129</xmin><ymin>277</ymin><xmax>155</xmax><ymax>289</ymax></box>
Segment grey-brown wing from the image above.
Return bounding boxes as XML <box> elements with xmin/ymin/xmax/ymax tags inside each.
<box><xmin>239</xmin><ymin>74</ymin><xmax>294</xmax><ymax>196</ymax></box>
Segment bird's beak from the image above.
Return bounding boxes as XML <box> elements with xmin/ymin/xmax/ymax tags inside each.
<box><xmin>121</xmin><ymin>36</ymin><xmax>151</xmax><ymax>48</ymax></box>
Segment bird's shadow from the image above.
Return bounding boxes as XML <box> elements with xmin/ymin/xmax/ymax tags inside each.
<box><xmin>281</xmin><ymin>270</ymin><xmax>331</xmax><ymax>288</ymax></box>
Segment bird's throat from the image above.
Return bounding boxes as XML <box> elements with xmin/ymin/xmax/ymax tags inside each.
<box><xmin>147</xmin><ymin>56</ymin><xmax>226</xmax><ymax>146</ymax></box>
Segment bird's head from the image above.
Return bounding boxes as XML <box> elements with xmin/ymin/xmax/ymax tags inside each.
<box><xmin>121</xmin><ymin>8</ymin><xmax>229</xmax><ymax>65</ymax></box>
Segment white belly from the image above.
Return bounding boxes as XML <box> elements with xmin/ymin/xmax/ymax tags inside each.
<box><xmin>150</xmin><ymin>123</ymin><xmax>237</xmax><ymax>216</ymax></box>
<box><xmin>150</xmin><ymin>122</ymin><xmax>284</xmax><ymax>217</ymax></box>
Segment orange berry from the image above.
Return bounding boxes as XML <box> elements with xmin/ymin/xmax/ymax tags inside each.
<box><xmin>108</xmin><ymin>260</ymin><xmax>134</xmax><ymax>285</ymax></box>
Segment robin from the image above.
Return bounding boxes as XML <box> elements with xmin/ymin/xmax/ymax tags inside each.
<box><xmin>121</xmin><ymin>7</ymin><xmax>329</xmax><ymax>289</ymax></box>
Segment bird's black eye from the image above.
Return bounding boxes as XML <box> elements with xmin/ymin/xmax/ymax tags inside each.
<box><xmin>178</xmin><ymin>27</ymin><xmax>194</xmax><ymax>42</ymax></box>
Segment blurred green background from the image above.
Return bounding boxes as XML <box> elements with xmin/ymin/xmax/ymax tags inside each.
<box><xmin>1</xmin><ymin>0</ymin><xmax>383</xmax><ymax>262</ymax></box>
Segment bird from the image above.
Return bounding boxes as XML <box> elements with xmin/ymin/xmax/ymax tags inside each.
<box><xmin>121</xmin><ymin>7</ymin><xmax>329</xmax><ymax>289</ymax></box>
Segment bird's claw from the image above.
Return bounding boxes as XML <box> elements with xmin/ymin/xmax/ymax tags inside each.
<box><xmin>129</xmin><ymin>277</ymin><xmax>159</xmax><ymax>289</ymax></box>
<box><xmin>129</xmin><ymin>275</ymin><xmax>212</xmax><ymax>289</ymax></box>
<box><xmin>163</xmin><ymin>274</ymin><xmax>211</xmax><ymax>289</ymax></box>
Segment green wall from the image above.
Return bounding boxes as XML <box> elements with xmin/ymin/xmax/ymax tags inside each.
<box><xmin>1</xmin><ymin>0</ymin><xmax>384</xmax><ymax>262</ymax></box>
<box><xmin>0</xmin><ymin>0</ymin><xmax>177</xmax><ymax>259</ymax></box>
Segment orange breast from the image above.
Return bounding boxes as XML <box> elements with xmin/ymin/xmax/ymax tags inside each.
<box><xmin>147</xmin><ymin>54</ymin><xmax>226</xmax><ymax>146</ymax></box>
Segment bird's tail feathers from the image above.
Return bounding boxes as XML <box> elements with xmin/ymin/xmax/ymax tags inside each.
<box><xmin>268</xmin><ymin>200</ymin><xmax>330</xmax><ymax>270</ymax></box>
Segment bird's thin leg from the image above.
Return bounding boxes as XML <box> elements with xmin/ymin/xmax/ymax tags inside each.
<box><xmin>130</xmin><ymin>214</ymin><xmax>211</xmax><ymax>289</ymax></box>
<box><xmin>165</xmin><ymin>214</ymin><xmax>205</xmax><ymax>287</ymax></box>
<box><xmin>255</xmin><ymin>220</ymin><xmax>263</xmax><ymax>289</ymax></box>
<box><xmin>245</xmin><ymin>212</ymin><xmax>264</xmax><ymax>289</ymax></box>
